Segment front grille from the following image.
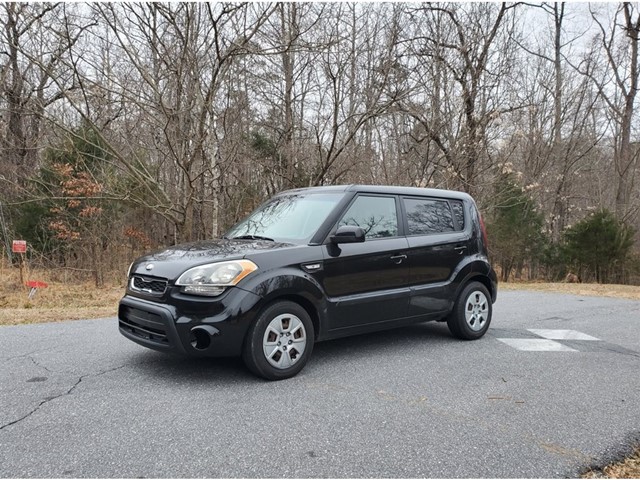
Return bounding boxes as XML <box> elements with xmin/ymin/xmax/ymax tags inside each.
<box><xmin>119</xmin><ymin>306</ymin><xmax>169</xmax><ymax>346</ymax></box>
<box><xmin>131</xmin><ymin>275</ymin><xmax>167</xmax><ymax>296</ymax></box>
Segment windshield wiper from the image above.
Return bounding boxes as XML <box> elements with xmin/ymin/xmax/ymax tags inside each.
<box><xmin>231</xmin><ymin>234</ymin><xmax>275</xmax><ymax>242</ymax></box>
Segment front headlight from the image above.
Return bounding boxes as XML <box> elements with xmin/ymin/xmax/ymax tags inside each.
<box><xmin>175</xmin><ymin>260</ymin><xmax>258</xmax><ymax>297</ymax></box>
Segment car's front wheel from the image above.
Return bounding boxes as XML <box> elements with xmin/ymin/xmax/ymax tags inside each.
<box><xmin>447</xmin><ymin>281</ymin><xmax>492</xmax><ymax>340</ymax></box>
<box><xmin>242</xmin><ymin>300</ymin><xmax>314</xmax><ymax>380</ymax></box>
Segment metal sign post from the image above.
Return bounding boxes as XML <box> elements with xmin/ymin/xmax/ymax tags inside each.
<box><xmin>12</xmin><ymin>240</ymin><xmax>27</xmax><ymax>285</ymax></box>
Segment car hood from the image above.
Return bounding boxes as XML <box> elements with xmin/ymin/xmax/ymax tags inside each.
<box><xmin>129</xmin><ymin>239</ymin><xmax>294</xmax><ymax>280</ymax></box>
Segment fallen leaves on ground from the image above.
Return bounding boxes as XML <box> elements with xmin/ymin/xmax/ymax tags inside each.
<box><xmin>583</xmin><ymin>447</ymin><xmax>640</xmax><ymax>479</ymax></box>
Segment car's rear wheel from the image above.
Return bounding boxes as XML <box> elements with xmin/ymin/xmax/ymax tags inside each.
<box><xmin>242</xmin><ymin>300</ymin><xmax>314</xmax><ymax>380</ymax></box>
<box><xmin>447</xmin><ymin>281</ymin><xmax>492</xmax><ymax>340</ymax></box>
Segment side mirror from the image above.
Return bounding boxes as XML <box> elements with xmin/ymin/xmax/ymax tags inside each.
<box><xmin>330</xmin><ymin>225</ymin><xmax>366</xmax><ymax>244</ymax></box>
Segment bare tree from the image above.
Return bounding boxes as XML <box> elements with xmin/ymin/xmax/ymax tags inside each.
<box><xmin>0</xmin><ymin>3</ymin><xmax>87</xmax><ymax>187</ymax></box>
<box><xmin>512</xmin><ymin>2</ymin><xmax>604</xmax><ymax>240</ymax></box>
<box><xmin>309</xmin><ymin>3</ymin><xmax>406</xmax><ymax>185</ymax></box>
<box><xmin>574</xmin><ymin>2</ymin><xmax>640</xmax><ymax>220</ymax></box>
<box><xmin>41</xmin><ymin>3</ymin><xmax>274</xmax><ymax>243</ymax></box>
<box><xmin>402</xmin><ymin>3</ymin><xmax>518</xmax><ymax>196</ymax></box>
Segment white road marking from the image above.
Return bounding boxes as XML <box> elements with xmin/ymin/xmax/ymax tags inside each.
<box><xmin>527</xmin><ymin>329</ymin><xmax>600</xmax><ymax>341</ymax></box>
<box><xmin>496</xmin><ymin>338</ymin><xmax>578</xmax><ymax>352</ymax></box>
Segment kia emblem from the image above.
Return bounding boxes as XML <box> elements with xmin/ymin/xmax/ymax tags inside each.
<box><xmin>145</xmin><ymin>264</ymin><xmax>154</xmax><ymax>271</ymax></box>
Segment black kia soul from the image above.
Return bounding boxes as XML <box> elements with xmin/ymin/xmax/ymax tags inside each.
<box><xmin>119</xmin><ymin>185</ymin><xmax>497</xmax><ymax>380</ymax></box>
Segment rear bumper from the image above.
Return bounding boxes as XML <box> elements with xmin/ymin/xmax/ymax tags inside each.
<box><xmin>491</xmin><ymin>279</ymin><xmax>498</xmax><ymax>303</ymax></box>
<box><xmin>118</xmin><ymin>287</ymin><xmax>263</xmax><ymax>357</ymax></box>
<box><xmin>489</xmin><ymin>268</ymin><xmax>498</xmax><ymax>303</ymax></box>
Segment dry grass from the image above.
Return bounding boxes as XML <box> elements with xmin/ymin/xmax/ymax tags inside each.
<box><xmin>501</xmin><ymin>282</ymin><xmax>640</xmax><ymax>301</ymax></box>
<box><xmin>583</xmin><ymin>447</ymin><xmax>640</xmax><ymax>479</ymax></box>
<box><xmin>0</xmin><ymin>265</ymin><xmax>124</xmax><ymax>326</ymax></box>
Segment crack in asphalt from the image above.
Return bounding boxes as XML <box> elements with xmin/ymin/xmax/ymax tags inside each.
<box><xmin>0</xmin><ymin>364</ymin><xmax>128</xmax><ymax>432</ymax></box>
<box><xmin>1</xmin><ymin>350</ymin><xmax>42</xmax><ymax>362</ymax></box>
<box><xmin>28</xmin><ymin>356</ymin><xmax>55</xmax><ymax>373</ymax></box>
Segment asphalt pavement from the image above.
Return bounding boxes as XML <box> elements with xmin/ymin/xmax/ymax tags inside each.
<box><xmin>1</xmin><ymin>290</ymin><xmax>639</xmax><ymax>478</ymax></box>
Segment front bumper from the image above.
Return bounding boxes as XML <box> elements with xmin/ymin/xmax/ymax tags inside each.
<box><xmin>118</xmin><ymin>286</ymin><xmax>263</xmax><ymax>357</ymax></box>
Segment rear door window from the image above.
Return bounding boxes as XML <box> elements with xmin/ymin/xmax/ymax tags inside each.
<box><xmin>403</xmin><ymin>198</ymin><xmax>457</xmax><ymax>235</ymax></box>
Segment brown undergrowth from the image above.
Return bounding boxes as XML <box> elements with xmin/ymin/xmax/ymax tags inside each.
<box><xmin>0</xmin><ymin>264</ymin><xmax>124</xmax><ymax>326</ymax></box>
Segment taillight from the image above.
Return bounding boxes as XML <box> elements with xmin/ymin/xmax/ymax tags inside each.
<box><xmin>478</xmin><ymin>212</ymin><xmax>489</xmax><ymax>248</ymax></box>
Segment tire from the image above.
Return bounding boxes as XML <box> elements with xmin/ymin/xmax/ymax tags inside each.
<box><xmin>242</xmin><ymin>300</ymin><xmax>314</xmax><ymax>380</ymax></box>
<box><xmin>447</xmin><ymin>281</ymin><xmax>492</xmax><ymax>340</ymax></box>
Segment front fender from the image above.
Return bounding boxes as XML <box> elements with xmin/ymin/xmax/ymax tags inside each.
<box><xmin>240</xmin><ymin>268</ymin><xmax>329</xmax><ymax>338</ymax></box>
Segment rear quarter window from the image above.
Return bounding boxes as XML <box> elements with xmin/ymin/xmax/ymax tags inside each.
<box><xmin>450</xmin><ymin>200</ymin><xmax>465</xmax><ymax>230</ymax></box>
<box><xmin>403</xmin><ymin>198</ymin><xmax>457</xmax><ymax>235</ymax></box>
<box><xmin>449</xmin><ymin>200</ymin><xmax>465</xmax><ymax>230</ymax></box>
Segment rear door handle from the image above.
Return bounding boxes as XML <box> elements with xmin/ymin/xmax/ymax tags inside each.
<box><xmin>454</xmin><ymin>245</ymin><xmax>467</xmax><ymax>255</ymax></box>
<box><xmin>390</xmin><ymin>254</ymin><xmax>407</xmax><ymax>264</ymax></box>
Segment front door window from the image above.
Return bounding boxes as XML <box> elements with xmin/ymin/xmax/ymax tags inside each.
<box><xmin>338</xmin><ymin>195</ymin><xmax>398</xmax><ymax>238</ymax></box>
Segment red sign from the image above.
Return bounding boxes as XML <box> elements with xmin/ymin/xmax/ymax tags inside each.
<box><xmin>12</xmin><ymin>240</ymin><xmax>27</xmax><ymax>253</ymax></box>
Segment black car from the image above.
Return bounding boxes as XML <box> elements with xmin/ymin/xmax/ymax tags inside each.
<box><xmin>119</xmin><ymin>185</ymin><xmax>497</xmax><ymax>380</ymax></box>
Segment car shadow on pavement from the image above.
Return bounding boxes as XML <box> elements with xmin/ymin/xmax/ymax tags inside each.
<box><xmin>124</xmin><ymin>351</ymin><xmax>254</xmax><ymax>383</ymax></box>
<box><xmin>123</xmin><ymin>321</ymin><xmax>458</xmax><ymax>383</ymax></box>
<box><xmin>313</xmin><ymin>320</ymin><xmax>456</xmax><ymax>358</ymax></box>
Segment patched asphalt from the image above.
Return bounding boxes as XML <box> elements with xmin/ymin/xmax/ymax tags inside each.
<box><xmin>1</xmin><ymin>290</ymin><xmax>639</xmax><ymax>478</ymax></box>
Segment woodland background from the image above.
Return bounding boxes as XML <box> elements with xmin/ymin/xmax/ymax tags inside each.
<box><xmin>1</xmin><ymin>2</ymin><xmax>640</xmax><ymax>286</ymax></box>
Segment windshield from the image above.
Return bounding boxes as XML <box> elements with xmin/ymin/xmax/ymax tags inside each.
<box><xmin>225</xmin><ymin>192</ymin><xmax>344</xmax><ymax>244</ymax></box>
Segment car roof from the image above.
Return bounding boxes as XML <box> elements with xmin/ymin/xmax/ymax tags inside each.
<box><xmin>278</xmin><ymin>184</ymin><xmax>473</xmax><ymax>201</ymax></box>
